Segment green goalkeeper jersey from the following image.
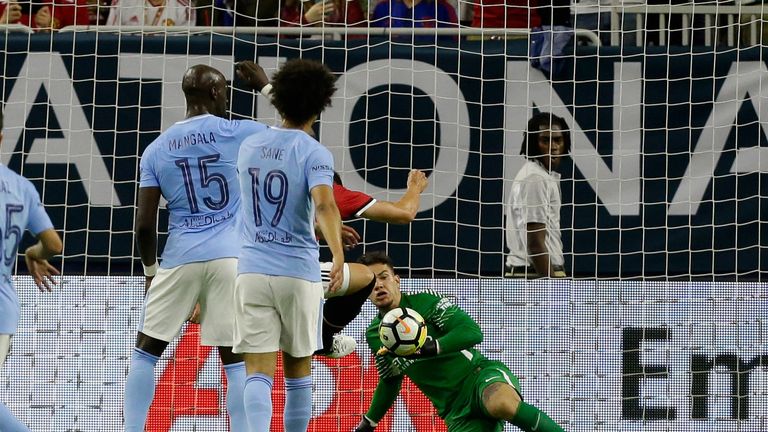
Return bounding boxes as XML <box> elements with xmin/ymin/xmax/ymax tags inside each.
<box><xmin>365</xmin><ymin>290</ymin><xmax>487</xmax><ymax>421</ymax></box>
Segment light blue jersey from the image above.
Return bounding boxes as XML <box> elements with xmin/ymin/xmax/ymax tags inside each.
<box><xmin>237</xmin><ymin>127</ymin><xmax>335</xmax><ymax>281</ymax></box>
<box><xmin>0</xmin><ymin>165</ymin><xmax>54</xmax><ymax>334</ymax></box>
<box><xmin>139</xmin><ymin>114</ymin><xmax>267</xmax><ymax>269</ymax></box>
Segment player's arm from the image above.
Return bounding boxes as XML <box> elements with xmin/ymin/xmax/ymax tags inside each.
<box><xmin>234</xmin><ymin>60</ymin><xmax>271</xmax><ymax>94</ymax></box>
<box><xmin>24</xmin><ymin>229</ymin><xmax>62</xmax><ymax>292</ymax></box>
<box><xmin>359</xmin><ymin>169</ymin><xmax>428</xmax><ymax>224</ymax></box>
<box><xmin>135</xmin><ymin>186</ymin><xmax>161</xmax><ymax>291</ymax></box>
<box><xmin>358</xmin><ymin>329</ymin><xmax>404</xmax><ymax>430</ymax></box>
<box><xmin>312</xmin><ymin>184</ymin><xmax>344</xmax><ymax>292</ymax></box>
<box><xmin>356</xmin><ymin>374</ymin><xmax>403</xmax><ymax>431</ymax></box>
<box><xmin>527</xmin><ymin>222</ymin><xmax>553</xmax><ymax>276</ymax></box>
<box><xmin>415</xmin><ymin>293</ymin><xmax>483</xmax><ymax>356</ymax></box>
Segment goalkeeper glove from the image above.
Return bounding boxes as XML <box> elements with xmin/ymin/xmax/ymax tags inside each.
<box><xmin>354</xmin><ymin>415</ymin><xmax>377</xmax><ymax>431</ymax></box>
<box><xmin>376</xmin><ymin>338</ymin><xmax>439</xmax><ymax>359</ymax></box>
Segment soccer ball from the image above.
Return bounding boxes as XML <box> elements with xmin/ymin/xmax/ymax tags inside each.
<box><xmin>378</xmin><ymin>307</ymin><xmax>428</xmax><ymax>356</ymax></box>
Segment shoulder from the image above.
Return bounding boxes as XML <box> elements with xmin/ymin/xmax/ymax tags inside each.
<box><xmin>221</xmin><ymin>118</ymin><xmax>268</xmax><ymax>135</ymax></box>
<box><xmin>403</xmin><ymin>290</ymin><xmax>444</xmax><ymax>310</ymax></box>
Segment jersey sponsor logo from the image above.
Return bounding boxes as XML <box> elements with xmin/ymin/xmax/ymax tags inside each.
<box><xmin>311</xmin><ymin>164</ymin><xmax>333</xmax><ymax>172</ymax></box>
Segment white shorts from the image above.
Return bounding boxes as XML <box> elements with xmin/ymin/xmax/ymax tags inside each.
<box><xmin>233</xmin><ymin>273</ymin><xmax>324</xmax><ymax>357</ymax></box>
<box><xmin>0</xmin><ymin>334</ymin><xmax>10</xmax><ymax>368</ymax></box>
<box><xmin>320</xmin><ymin>262</ymin><xmax>350</xmax><ymax>299</ymax></box>
<box><xmin>140</xmin><ymin>258</ymin><xmax>237</xmax><ymax>346</ymax></box>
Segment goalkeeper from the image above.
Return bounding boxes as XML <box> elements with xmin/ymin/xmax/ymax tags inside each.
<box><xmin>355</xmin><ymin>251</ymin><xmax>567</xmax><ymax>432</ymax></box>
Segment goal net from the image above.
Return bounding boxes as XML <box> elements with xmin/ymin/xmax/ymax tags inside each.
<box><xmin>1</xmin><ymin>3</ymin><xmax>767</xmax><ymax>429</ymax></box>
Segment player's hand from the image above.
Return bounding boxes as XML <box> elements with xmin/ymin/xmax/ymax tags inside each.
<box><xmin>235</xmin><ymin>61</ymin><xmax>270</xmax><ymax>92</ymax></box>
<box><xmin>0</xmin><ymin>2</ymin><xmax>22</xmax><ymax>24</ymax></box>
<box><xmin>188</xmin><ymin>303</ymin><xmax>201</xmax><ymax>324</ymax></box>
<box><xmin>24</xmin><ymin>249</ymin><xmax>59</xmax><ymax>292</ymax></box>
<box><xmin>326</xmin><ymin>255</ymin><xmax>344</xmax><ymax>294</ymax></box>
<box><xmin>303</xmin><ymin>0</ymin><xmax>334</xmax><ymax>23</ymax></box>
<box><xmin>378</xmin><ymin>339</ymin><xmax>438</xmax><ymax>359</ymax></box>
<box><xmin>341</xmin><ymin>224</ymin><xmax>361</xmax><ymax>250</ymax></box>
<box><xmin>406</xmin><ymin>169</ymin><xmax>428</xmax><ymax>194</ymax></box>
<box><xmin>353</xmin><ymin>415</ymin><xmax>377</xmax><ymax>432</ymax></box>
<box><xmin>34</xmin><ymin>6</ymin><xmax>52</xmax><ymax>31</ymax></box>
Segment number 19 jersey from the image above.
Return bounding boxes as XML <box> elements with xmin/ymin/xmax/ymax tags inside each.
<box><xmin>139</xmin><ymin>114</ymin><xmax>267</xmax><ymax>269</ymax></box>
<box><xmin>237</xmin><ymin>127</ymin><xmax>335</xmax><ymax>282</ymax></box>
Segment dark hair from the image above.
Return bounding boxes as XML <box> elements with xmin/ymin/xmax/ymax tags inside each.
<box><xmin>271</xmin><ymin>59</ymin><xmax>337</xmax><ymax>126</ymax></box>
<box><xmin>358</xmin><ymin>250</ymin><xmax>395</xmax><ymax>270</ymax></box>
<box><xmin>521</xmin><ymin>112</ymin><xmax>571</xmax><ymax>158</ymax></box>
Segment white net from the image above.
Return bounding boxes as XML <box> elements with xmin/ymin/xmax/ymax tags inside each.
<box><xmin>1</xmin><ymin>5</ymin><xmax>768</xmax><ymax>429</ymax></box>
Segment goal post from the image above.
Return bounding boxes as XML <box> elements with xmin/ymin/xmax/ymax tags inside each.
<box><xmin>0</xmin><ymin>19</ymin><xmax>766</xmax><ymax>430</ymax></box>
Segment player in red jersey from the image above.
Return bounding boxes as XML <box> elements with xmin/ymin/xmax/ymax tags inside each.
<box><xmin>317</xmin><ymin>169</ymin><xmax>428</xmax><ymax>358</ymax></box>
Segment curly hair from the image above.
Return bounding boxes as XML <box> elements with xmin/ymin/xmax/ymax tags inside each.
<box><xmin>271</xmin><ymin>59</ymin><xmax>337</xmax><ymax>126</ymax></box>
<box><xmin>521</xmin><ymin>112</ymin><xmax>571</xmax><ymax>159</ymax></box>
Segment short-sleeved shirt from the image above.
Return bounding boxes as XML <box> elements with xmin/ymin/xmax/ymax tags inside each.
<box><xmin>0</xmin><ymin>164</ymin><xmax>54</xmax><ymax>334</ymax></box>
<box><xmin>106</xmin><ymin>0</ymin><xmax>194</xmax><ymax>26</ymax></box>
<box><xmin>333</xmin><ymin>181</ymin><xmax>376</xmax><ymax>220</ymax></box>
<box><xmin>139</xmin><ymin>114</ymin><xmax>267</xmax><ymax>269</ymax></box>
<box><xmin>505</xmin><ymin>160</ymin><xmax>564</xmax><ymax>268</ymax></box>
<box><xmin>237</xmin><ymin>127</ymin><xmax>335</xmax><ymax>282</ymax></box>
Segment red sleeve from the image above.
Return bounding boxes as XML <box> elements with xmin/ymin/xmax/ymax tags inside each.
<box><xmin>333</xmin><ymin>182</ymin><xmax>375</xmax><ymax>220</ymax></box>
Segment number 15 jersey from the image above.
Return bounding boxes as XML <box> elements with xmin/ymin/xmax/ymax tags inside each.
<box><xmin>236</xmin><ymin>126</ymin><xmax>335</xmax><ymax>282</ymax></box>
<box><xmin>139</xmin><ymin>114</ymin><xmax>267</xmax><ymax>269</ymax></box>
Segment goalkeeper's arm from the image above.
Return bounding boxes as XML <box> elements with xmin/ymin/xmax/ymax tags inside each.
<box><xmin>430</xmin><ymin>304</ymin><xmax>483</xmax><ymax>354</ymax></box>
<box><xmin>355</xmin><ymin>375</ymin><xmax>403</xmax><ymax>431</ymax></box>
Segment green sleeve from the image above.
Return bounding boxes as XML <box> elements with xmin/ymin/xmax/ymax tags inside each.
<box><xmin>422</xmin><ymin>294</ymin><xmax>484</xmax><ymax>354</ymax></box>
<box><xmin>365</xmin><ymin>374</ymin><xmax>403</xmax><ymax>423</ymax></box>
<box><xmin>365</xmin><ymin>318</ymin><xmax>404</xmax><ymax>423</ymax></box>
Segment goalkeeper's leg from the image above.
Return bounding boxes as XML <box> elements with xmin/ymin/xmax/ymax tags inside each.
<box><xmin>483</xmin><ymin>382</ymin><xmax>566</xmax><ymax>432</ymax></box>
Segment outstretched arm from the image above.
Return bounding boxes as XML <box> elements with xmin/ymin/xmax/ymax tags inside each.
<box><xmin>360</xmin><ymin>169</ymin><xmax>428</xmax><ymax>224</ymax></box>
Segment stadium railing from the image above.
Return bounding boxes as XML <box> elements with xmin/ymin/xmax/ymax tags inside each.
<box><xmin>616</xmin><ymin>4</ymin><xmax>768</xmax><ymax>46</ymax></box>
<box><xmin>54</xmin><ymin>25</ymin><xmax>602</xmax><ymax>46</ymax></box>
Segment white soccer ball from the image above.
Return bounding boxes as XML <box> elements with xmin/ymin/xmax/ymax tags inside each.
<box><xmin>378</xmin><ymin>307</ymin><xmax>428</xmax><ymax>356</ymax></box>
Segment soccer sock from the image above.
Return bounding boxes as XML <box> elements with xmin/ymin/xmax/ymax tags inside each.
<box><xmin>284</xmin><ymin>376</ymin><xmax>312</xmax><ymax>432</ymax></box>
<box><xmin>510</xmin><ymin>401</ymin><xmax>566</xmax><ymax>432</ymax></box>
<box><xmin>123</xmin><ymin>348</ymin><xmax>160</xmax><ymax>432</ymax></box>
<box><xmin>320</xmin><ymin>277</ymin><xmax>375</xmax><ymax>349</ymax></box>
<box><xmin>244</xmin><ymin>373</ymin><xmax>273</xmax><ymax>431</ymax></box>
<box><xmin>0</xmin><ymin>402</ymin><xmax>30</xmax><ymax>432</ymax></box>
<box><xmin>223</xmin><ymin>362</ymin><xmax>247</xmax><ymax>432</ymax></box>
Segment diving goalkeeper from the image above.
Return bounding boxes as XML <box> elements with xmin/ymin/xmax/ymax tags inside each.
<box><xmin>355</xmin><ymin>251</ymin><xmax>567</xmax><ymax>432</ymax></box>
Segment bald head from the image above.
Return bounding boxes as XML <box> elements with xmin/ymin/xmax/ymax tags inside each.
<box><xmin>182</xmin><ymin>64</ymin><xmax>228</xmax><ymax>118</ymax></box>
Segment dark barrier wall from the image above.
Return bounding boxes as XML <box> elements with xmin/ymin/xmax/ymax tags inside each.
<box><xmin>0</xmin><ymin>33</ymin><xmax>766</xmax><ymax>278</ymax></box>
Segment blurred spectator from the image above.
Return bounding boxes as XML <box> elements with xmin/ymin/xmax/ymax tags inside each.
<box><xmin>370</xmin><ymin>0</ymin><xmax>458</xmax><ymax>39</ymax></box>
<box><xmin>31</xmin><ymin>0</ymin><xmax>90</xmax><ymax>31</ymax></box>
<box><xmin>106</xmin><ymin>0</ymin><xmax>195</xmax><ymax>25</ymax></box>
<box><xmin>195</xmin><ymin>0</ymin><xmax>234</xmax><ymax>26</ymax></box>
<box><xmin>0</xmin><ymin>0</ymin><xmax>27</xmax><ymax>25</ymax></box>
<box><xmin>280</xmin><ymin>0</ymin><xmax>366</xmax><ymax>27</ymax></box>
<box><xmin>471</xmin><ymin>0</ymin><xmax>540</xmax><ymax>29</ymax></box>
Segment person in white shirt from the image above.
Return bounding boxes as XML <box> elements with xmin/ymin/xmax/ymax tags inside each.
<box><xmin>505</xmin><ymin>112</ymin><xmax>570</xmax><ymax>279</ymax></box>
<box><xmin>106</xmin><ymin>0</ymin><xmax>194</xmax><ymax>26</ymax></box>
